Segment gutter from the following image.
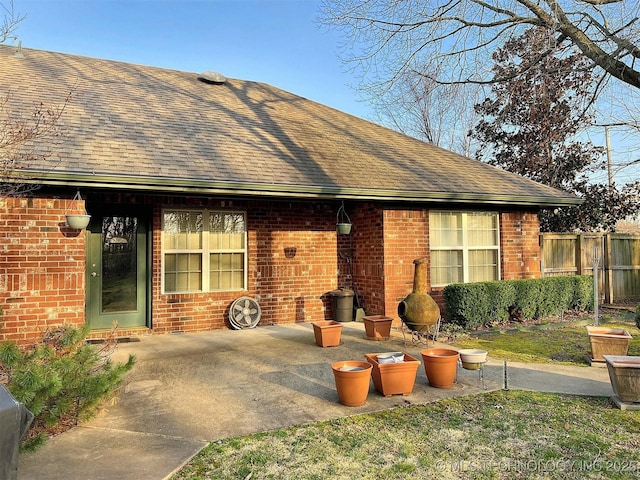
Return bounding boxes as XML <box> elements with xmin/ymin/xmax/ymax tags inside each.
<box><xmin>24</xmin><ymin>171</ymin><xmax>583</xmax><ymax>208</ymax></box>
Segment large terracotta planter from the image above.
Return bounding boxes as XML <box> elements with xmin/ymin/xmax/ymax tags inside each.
<box><xmin>421</xmin><ymin>348</ymin><xmax>460</xmax><ymax>389</ymax></box>
<box><xmin>604</xmin><ymin>355</ymin><xmax>640</xmax><ymax>403</ymax></box>
<box><xmin>331</xmin><ymin>361</ymin><xmax>372</xmax><ymax>406</ymax></box>
<box><xmin>586</xmin><ymin>326</ymin><xmax>632</xmax><ymax>363</ymax></box>
<box><xmin>363</xmin><ymin>315</ymin><xmax>393</xmax><ymax>341</ymax></box>
<box><xmin>365</xmin><ymin>352</ymin><xmax>420</xmax><ymax>396</ymax></box>
<box><xmin>312</xmin><ymin>321</ymin><xmax>343</xmax><ymax>347</ymax></box>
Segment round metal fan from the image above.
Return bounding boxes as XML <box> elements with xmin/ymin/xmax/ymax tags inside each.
<box><xmin>229</xmin><ymin>296</ymin><xmax>262</xmax><ymax>329</ymax></box>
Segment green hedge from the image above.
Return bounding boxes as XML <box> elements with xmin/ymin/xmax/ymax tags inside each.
<box><xmin>443</xmin><ymin>275</ymin><xmax>593</xmax><ymax>329</ymax></box>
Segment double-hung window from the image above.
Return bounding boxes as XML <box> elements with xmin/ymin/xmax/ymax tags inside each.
<box><xmin>430</xmin><ymin>211</ymin><xmax>500</xmax><ymax>286</ymax></box>
<box><xmin>162</xmin><ymin>210</ymin><xmax>247</xmax><ymax>293</ymax></box>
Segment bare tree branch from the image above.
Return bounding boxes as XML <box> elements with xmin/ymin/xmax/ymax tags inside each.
<box><xmin>320</xmin><ymin>0</ymin><xmax>640</xmax><ymax>90</ymax></box>
<box><xmin>0</xmin><ymin>0</ymin><xmax>23</xmax><ymax>44</ymax></box>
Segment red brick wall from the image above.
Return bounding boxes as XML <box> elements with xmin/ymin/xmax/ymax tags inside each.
<box><xmin>501</xmin><ymin>211</ymin><xmax>542</xmax><ymax>280</ymax></box>
<box><xmin>1</xmin><ymin>191</ymin><xmax>542</xmax><ymax>346</ymax></box>
<box><xmin>351</xmin><ymin>204</ymin><xmax>385</xmax><ymax>316</ymax></box>
<box><xmin>381</xmin><ymin>209</ymin><xmax>430</xmax><ymax>326</ymax></box>
<box><xmin>0</xmin><ymin>196</ymin><xmax>86</xmax><ymax>346</ymax></box>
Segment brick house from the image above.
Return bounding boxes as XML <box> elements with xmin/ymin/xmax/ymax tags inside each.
<box><xmin>0</xmin><ymin>46</ymin><xmax>580</xmax><ymax>346</ymax></box>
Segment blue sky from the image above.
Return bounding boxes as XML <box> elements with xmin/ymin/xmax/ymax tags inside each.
<box><xmin>9</xmin><ymin>0</ymin><xmax>373</xmax><ymax>120</ymax></box>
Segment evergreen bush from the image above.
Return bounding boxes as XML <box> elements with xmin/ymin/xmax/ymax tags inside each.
<box><xmin>572</xmin><ymin>275</ymin><xmax>595</xmax><ymax>311</ymax></box>
<box><xmin>443</xmin><ymin>275</ymin><xmax>594</xmax><ymax>330</ymax></box>
<box><xmin>0</xmin><ymin>324</ymin><xmax>135</xmax><ymax>450</ymax></box>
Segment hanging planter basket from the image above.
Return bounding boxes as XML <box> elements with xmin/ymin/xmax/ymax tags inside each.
<box><xmin>65</xmin><ymin>190</ymin><xmax>91</xmax><ymax>229</ymax></box>
<box><xmin>336</xmin><ymin>223</ymin><xmax>352</xmax><ymax>235</ymax></box>
<box><xmin>336</xmin><ymin>201</ymin><xmax>352</xmax><ymax>235</ymax></box>
<box><xmin>65</xmin><ymin>214</ymin><xmax>91</xmax><ymax>229</ymax></box>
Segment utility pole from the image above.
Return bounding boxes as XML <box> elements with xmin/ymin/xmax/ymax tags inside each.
<box><xmin>606</xmin><ymin>126</ymin><xmax>613</xmax><ymax>186</ymax></box>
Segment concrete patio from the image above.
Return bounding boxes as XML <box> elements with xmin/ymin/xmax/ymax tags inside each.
<box><xmin>18</xmin><ymin>321</ymin><xmax>613</xmax><ymax>480</ymax></box>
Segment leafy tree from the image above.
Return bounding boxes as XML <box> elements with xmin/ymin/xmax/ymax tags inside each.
<box><xmin>473</xmin><ymin>27</ymin><xmax>640</xmax><ymax>232</ymax></box>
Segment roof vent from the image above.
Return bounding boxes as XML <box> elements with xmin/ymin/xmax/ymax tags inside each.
<box><xmin>14</xmin><ymin>40</ymin><xmax>24</xmax><ymax>58</ymax></box>
<box><xmin>198</xmin><ymin>71</ymin><xmax>226</xmax><ymax>85</ymax></box>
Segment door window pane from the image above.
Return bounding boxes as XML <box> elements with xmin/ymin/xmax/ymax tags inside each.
<box><xmin>101</xmin><ymin>216</ymin><xmax>138</xmax><ymax>313</ymax></box>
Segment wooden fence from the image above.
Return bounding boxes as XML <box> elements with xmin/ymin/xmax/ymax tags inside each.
<box><xmin>540</xmin><ymin>233</ymin><xmax>640</xmax><ymax>304</ymax></box>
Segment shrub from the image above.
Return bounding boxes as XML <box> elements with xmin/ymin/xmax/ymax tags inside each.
<box><xmin>0</xmin><ymin>324</ymin><xmax>135</xmax><ymax>450</ymax></box>
<box><xmin>635</xmin><ymin>304</ymin><xmax>640</xmax><ymax>330</ymax></box>
<box><xmin>443</xmin><ymin>281</ymin><xmax>516</xmax><ymax>329</ymax></box>
<box><xmin>443</xmin><ymin>283</ymin><xmax>489</xmax><ymax>329</ymax></box>
<box><xmin>572</xmin><ymin>275</ymin><xmax>594</xmax><ymax>311</ymax></box>
<box><xmin>443</xmin><ymin>275</ymin><xmax>594</xmax><ymax>330</ymax></box>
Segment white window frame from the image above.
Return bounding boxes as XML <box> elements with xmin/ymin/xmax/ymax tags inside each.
<box><xmin>162</xmin><ymin>209</ymin><xmax>248</xmax><ymax>294</ymax></box>
<box><xmin>429</xmin><ymin>211</ymin><xmax>501</xmax><ymax>287</ymax></box>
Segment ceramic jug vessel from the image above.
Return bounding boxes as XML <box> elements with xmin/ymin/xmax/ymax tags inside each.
<box><xmin>397</xmin><ymin>257</ymin><xmax>440</xmax><ymax>333</ymax></box>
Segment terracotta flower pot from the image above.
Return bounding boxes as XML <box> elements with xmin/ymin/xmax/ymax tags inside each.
<box><xmin>331</xmin><ymin>361</ymin><xmax>372</xmax><ymax>406</ymax></box>
<box><xmin>363</xmin><ymin>315</ymin><xmax>393</xmax><ymax>341</ymax></box>
<box><xmin>604</xmin><ymin>355</ymin><xmax>640</xmax><ymax>404</ymax></box>
<box><xmin>312</xmin><ymin>321</ymin><xmax>343</xmax><ymax>347</ymax></box>
<box><xmin>586</xmin><ymin>326</ymin><xmax>632</xmax><ymax>363</ymax></box>
<box><xmin>365</xmin><ymin>352</ymin><xmax>420</xmax><ymax>396</ymax></box>
<box><xmin>420</xmin><ymin>348</ymin><xmax>460</xmax><ymax>389</ymax></box>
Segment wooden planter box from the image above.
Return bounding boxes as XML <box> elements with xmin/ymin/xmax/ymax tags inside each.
<box><xmin>312</xmin><ymin>321</ymin><xmax>343</xmax><ymax>347</ymax></box>
<box><xmin>364</xmin><ymin>352</ymin><xmax>420</xmax><ymax>396</ymax></box>
<box><xmin>363</xmin><ymin>315</ymin><xmax>393</xmax><ymax>341</ymax></box>
<box><xmin>604</xmin><ymin>355</ymin><xmax>640</xmax><ymax>404</ymax></box>
<box><xmin>586</xmin><ymin>326</ymin><xmax>632</xmax><ymax>363</ymax></box>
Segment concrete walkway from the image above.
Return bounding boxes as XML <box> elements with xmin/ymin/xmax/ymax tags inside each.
<box><xmin>18</xmin><ymin>322</ymin><xmax>614</xmax><ymax>480</ymax></box>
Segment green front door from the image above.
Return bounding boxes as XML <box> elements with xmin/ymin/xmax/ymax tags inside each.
<box><xmin>86</xmin><ymin>214</ymin><xmax>148</xmax><ymax>330</ymax></box>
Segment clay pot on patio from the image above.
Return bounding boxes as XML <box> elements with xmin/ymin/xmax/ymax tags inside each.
<box><xmin>365</xmin><ymin>352</ymin><xmax>420</xmax><ymax>397</ymax></box>
<box><xmin>604</xmin><ymin>355</ymin><xmax>640</xmax><ymax>404</ymax></box>
<box><xmin>586</xmin><ymin>326</ymin><xmax>632</xmax><ymax>363</ymax></box>
<box><xmin>421</xmin><ymin>348</ymin><xmax>460</xmax><ymax>389</ymax></box>
<box><xmin>331</xmin><ymin>361</ymin><xmax>372</xmax><ymax>406</ymax></box>
<box><xmin>312</xmin><ymin>321</ymin><xmax>343</xmax><ymax>347</ymax></box>
<box><xmin>363</xmin><ymin>315</ymin><xmax>393</xmax><ymax>341</ymax></box>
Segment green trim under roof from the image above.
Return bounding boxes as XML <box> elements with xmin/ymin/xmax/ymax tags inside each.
<box><xmin>28</xmin><ymin>171</ymin><xmax>583</xmax><ymax>207</ymax></box>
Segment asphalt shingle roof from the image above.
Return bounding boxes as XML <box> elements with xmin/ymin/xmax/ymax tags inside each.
<box><xmin>1</xmin><ymin>45</ymin><xmax>579</xmax><ymax>206</ymax></box>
